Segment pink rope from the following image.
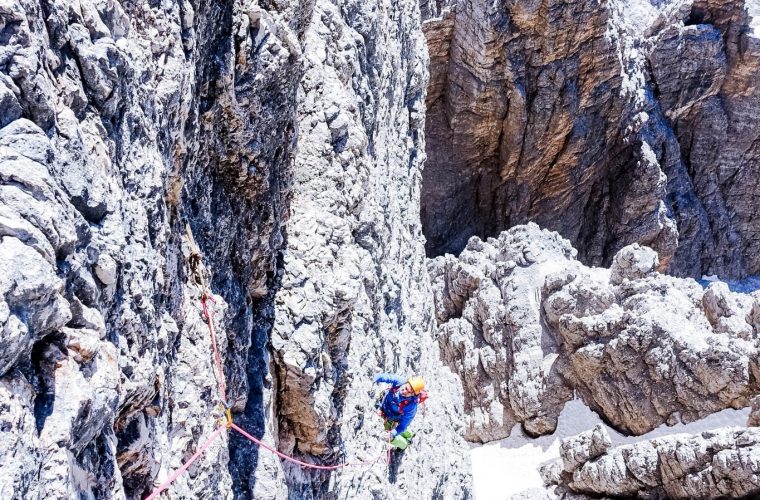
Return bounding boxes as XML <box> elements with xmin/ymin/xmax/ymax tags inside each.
<box><xmin>146</xmin><ymin>294</ymin><xmax>391</xmax><ymax>499</ymax></box>
<box><xmin>145</xmin><ymin>426</ymin><xmax>224</xmax><ymax>500</ymax></box>
<box><xmin>201</xmin><ymin>295</ymin><xmax>227</xmax><ymax>403</ymax></box>
<box><xmin>231</xmin><ymin>423</ymin><xmax>390</xmax><ymax>470</ymax></box>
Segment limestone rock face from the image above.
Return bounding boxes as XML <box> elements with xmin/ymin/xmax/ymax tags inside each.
<box><xmin>269</xmin><ymin>0</ymin><xmax>471</xmax><ymax>494</ymax></box>
<box><xmin>430</xmin><ymin>226</ymin><xmax>760</xmax><ymax>441</ymax></box>
<box><xmin>543</xmin><ymin>425</ymin><xmax>760</xmax><ymax>498</ymax></box>
<box><xmin>428</xmin><ymin>223</ymin><xmax>575</xmax><ymax>441</ymax></box>
<box><xmin>0</xmin><ymin>0</ymin><xmax>302</xmax><ymax>497</ymax></box>
<box><xmin>1</xmin><ymin>0</ymin><xmax>471</xmax><ymax>498</ymax></box>
<box><xmin>421</xmin><ymin>0</ymin><xmax>760</xmax><ymax>280</ymax></box>
<box><xmin>545</xmin><ymin>250</ymin><xmax>759</xmax><ymax>435</ymax></box>
<box><xmin>557</xmin><ymin>425</ymin><xmax>612</xmax><ymax>474</ymax></box>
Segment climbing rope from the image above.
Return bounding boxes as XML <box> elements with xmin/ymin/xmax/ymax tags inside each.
<box><xmin>145</xmin><ymin>426</ymin><xmax>225</xmax><ymax>500</ymax></box>
<box><xmin>145</xmin><ymin>257</ymin><xmax>390</xmax><ymax>498</ymax></box>
<box><xmin>231</xmin><ymin>423</ymin><xmax>391</xmax><ymax>470</ymax></box>
<box><xmin>200</xmin><ymin>293</ymin><xmax>227</xmax><ymax>405</ymax></box>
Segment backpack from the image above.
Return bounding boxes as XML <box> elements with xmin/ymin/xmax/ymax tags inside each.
<box><xmin>417</xmin><ymin>390</ymin><xmax>429</xmax><ymax>415</ymax></box>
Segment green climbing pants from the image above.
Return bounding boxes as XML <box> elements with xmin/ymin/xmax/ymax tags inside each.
<box><xmin>390</xmin><ymin>430</ymin><xmax>414</xmax><ymax>450</ymax></box>
<box><xmin>384</xmin><ymin>420</ymin><xmax>414</xmax><ymax>449</ymax></box>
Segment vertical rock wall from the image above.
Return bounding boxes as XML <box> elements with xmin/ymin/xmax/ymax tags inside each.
<box><xmin>269</xmin><ymin>0</ymin><xmax>471</xmax><ymax>496</ymax></box>
<box><xmin>1</xmin><ymin>0</ymin><xmax>470</xmax><ymax>498</ymax></box>
<box><xmin>0</xmin><ymin>0</ymin><xmax>302</xmax><ymax>497</ymax></box>
<box><xmin>421</xmin><ymin>0</ymin><xmax>760</xmax><ymax>280</ymax></box>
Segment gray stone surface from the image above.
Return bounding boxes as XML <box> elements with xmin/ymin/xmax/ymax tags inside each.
<box><xmin>421</xmin><ymin>0</ymin><xmax>760</xmax><ymax>280</ymax></box>
<box><xmin>558</xmin><ymin>424</ymin><xmax>612</xmax><ymax>474</ymax></box>
<box><xmin>430</xmin><ymin>226</ymin><xmax>760</xmax><ymax>442</ymax></box>
<box><xmin>7</xmin><ymin>0</ymin><xmax>760</xmax><ymax>496</ymax></box>
<box><xmin>0</xmin><ymin>0</ymin><xmax>296</xmax><ymax>497</ymax></box>
<box><xmin>544</xmin><ymin>425</ymin><xmax>760</xmax><ymax>498</ymax></box>
<box><xmin>0</xmin><ymin>0</ymin><xmax>470</xmax><ymax>498</ymax></box>
<box><xmin>429</xmin><ymin>223</ymin><xmax>575</xmax><ymax>441</ymax></box>
<box><xmin>545</xmin><ymin>245</ymin><xmax>760</xmax><ymax>435</ymax></box>
<box><xmin>269</xmin><ymin>0</ymin><xmax>471</xmax><ymax>494</ymax></box>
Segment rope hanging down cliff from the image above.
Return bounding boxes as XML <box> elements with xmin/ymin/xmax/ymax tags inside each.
<box><xmin>144</xmin><ymin>227</ymin><xmax>390</xmax><ymax>499</ymax></box>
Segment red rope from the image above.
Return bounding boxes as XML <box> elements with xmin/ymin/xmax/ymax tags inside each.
<box><xmin>145</xmin><ymin>293</ymin><xmax>390</xmax><ymax>498</ymax></box>
<box><xmin>201</xmin><ymin>294</ymin><xmax>227</xmax><ymax>404</ymax></box>
<box><xmin>145</xmin><ymin>426</ymin><xmax>224</xmax><ymax>500</ymax></box>
<box><xmin>231</xmin><ymin>423</ymin><xmax>390</xmax><ymax>470</ymax></box>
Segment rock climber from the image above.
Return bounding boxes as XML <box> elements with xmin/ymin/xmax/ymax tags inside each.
<box><xmin>373</xmin><ymin>373</ymin><xmax>426</xmax><ymax>450</ymax></box>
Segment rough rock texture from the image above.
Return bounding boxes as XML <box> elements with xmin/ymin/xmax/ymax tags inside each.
<box><xmin>543</xmin><ymin>425</ymin><xmax>760</xmax><ymax>499</ymax></box>
<box><xmin>0</xmin><ymin>0</ymin><xmax>304</xmax><ymax>496</ymax></box>
<box><xmin>545</xmin><ymin>244</ymin><xmax>760</xmax><ymax>435</ymax></box>
<box><xmin>421</xmin><ymin>0</ymin><xmax>760</xmax><ymax>280</ymax></box>
<box><xmin>749</xmin><ymin>395</ymin><xmax>760</xmax><ymax>426</ymax></box>
<box><xmin>1</xmin><ymin>0</ymin><xmax>471</xmax><ymax>498</ymax></box>
<box><xmin>428</xmin><ymin>223</ymin><xmax>574</xmax><ymax>442</ymax></box>
<box><xmin>430</xmin><ymin>224</ymin><xmax>760</xmax><ymax>441</ymax></box>
<box><xmin>557</xmin><ymin>424</ymin><xmax>612</xmax><ymax>474</ymax></box>
<box><xmin>268</xmin><ymin>0</ymin><xmax>471</xmax><ymax>495</ymax></box>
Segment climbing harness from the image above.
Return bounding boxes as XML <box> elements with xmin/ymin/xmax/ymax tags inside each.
<box><xmin>377</xmin><ymin>386</ymin><xmax>429</xmax><ymax>419</ymax></box>
<box><xmin>145</xmin><ymin>228</ymin><xmax>390</xmax><ymax>498</ymax></box>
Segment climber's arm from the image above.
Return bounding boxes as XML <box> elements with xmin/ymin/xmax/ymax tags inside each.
<box><xmin>373</xmin><ymin>373</ymin><xmax>405</xmax><ymax>387</ymax></box>
<box><xmin>390</xmin><ymin>403</ymin><xmax>418</xmax><ymax>437</ymax></box>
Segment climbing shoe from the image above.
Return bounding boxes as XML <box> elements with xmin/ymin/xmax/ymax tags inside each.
<box><xmin>390</xmin><ymin>431</ymin><xmax>415</xmax><ymax>450</ymax></box>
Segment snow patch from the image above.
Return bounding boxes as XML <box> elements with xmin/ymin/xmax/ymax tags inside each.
<box><xmin>471</xmin><ymin>399</ymin><xmax>750</xmax><ymax>499</ymax></box>
<box><xmin>749</xmin><ymin>0</ymin><xmax>760</xmax><ymax>38</ymax></box>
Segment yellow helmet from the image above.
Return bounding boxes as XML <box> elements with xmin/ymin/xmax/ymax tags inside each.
<box><xmin>408</xmin><ymin>376</ymin><xmax>425</xmax><ymax>395</ymax></box>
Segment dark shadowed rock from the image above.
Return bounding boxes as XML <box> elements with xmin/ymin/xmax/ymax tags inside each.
<box><xmin>421</xmin><ymin>0</ymin><xmax>760</xmax><ymax>281</ymax></box>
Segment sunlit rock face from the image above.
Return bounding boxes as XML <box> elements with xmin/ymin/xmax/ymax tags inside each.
<box><xmin>268</xmin><ymin>0</ymin><xmax>472</xmax><ymax>496</ymax></box>
<box><xmin>430</xmin><ymin>224</ymin><xmax>760</xmax><ymax>443</ymax></box>
<box><xmin>421</xmin><ymin>0</ymin><xmax>760</xmax><ymax>280</ymax></box>
<box><xmin>1</xmin><ymin>0</ymin><xmax>474</xmax><ymax>496</ymax></box>
<box><xmin>0</xmin><ymin>0</ymin><xmax>302</xmax><ymax>497</ymax></box>
<box><xmin>543</xmin><ymin>425</ymin><xmax>760</xmax><ymax>498</ymax></box>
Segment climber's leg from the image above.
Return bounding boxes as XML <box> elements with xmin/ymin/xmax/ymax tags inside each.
<box><xmin>390</xmin><ymin>434</ymin><xmax>409</xmax><ymax>450</ymax></box>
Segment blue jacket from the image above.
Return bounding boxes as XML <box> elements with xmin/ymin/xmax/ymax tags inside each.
<box><xmin>373</xmin><ymin>373</ymin><xmax>419</xmax><ymax>437</ymax></box>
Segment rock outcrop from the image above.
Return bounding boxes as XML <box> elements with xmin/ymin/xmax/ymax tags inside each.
<box><xmin>428</xmin><ymin>224</ymin><xmax>575</xmax><ymax>442</ymax></box>
<box><xmin>544</xmin><ymin>245</ymin><xmax>760</xmax><ymax>435</ymax></box>
<box><xmin>421</xmin><ymin>0</ymin><xmax>760</xmax><ymax>280</ymax></box>
<box><xmin>543</xmin><ymin>425</ymin><xmax>760</xmax><ymax>498</ymax></box>
<box><xmin>430</xmin><ymin>224</ymin><xmax>760</xmax><ymax>441</ymax></box>
<box><xmin>1</xmin><ymin>0</ymin><xmax>296</xmax><ymax>495</ymax></box>
<box><xmin>268</xmin><ymin>0</ymin><xmax>471</xmax><ymax>495</ymax></box>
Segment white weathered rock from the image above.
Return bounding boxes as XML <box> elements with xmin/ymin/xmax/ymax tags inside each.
<box><xmin>429</xmin><ymin>223</ymin><xmax>576</xmax><ymax>441</ymax></box>
<box><xmin>545</xmin><ymin>426</ymin><xmax>760</xmax><ymax>498</ymax></box>
<box><xmin>430</xmin><ymin>225</ymin><xmax>760</xmax><ymax>444</ymax></box>
<box><xmin>544</xmin><ymin>244</ymin><xmax>759</xmax><ymax>435</ymax></box>
<box><xmin>1</xmin><ymin>0</ymin><xmax>471</xmax><ymax>497</ymax></box>
<box><xmin>269</xmin><ymin>0</ymin><xmax>471</xmax><ymax>493</ymax></box>
<box><xmin>94</xmin><ymin>253</ymin><xmax>118</xmax><ymax>286</ymax></box>
<box><xmin>609</xmin><ymin>244</ymin><xmax>660</xmax><ymax>285</ymax></box>
<box><xmin>558</xmin><ymin>424</ymin><xmax>612</xmax><ymax>474</ymax></box>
